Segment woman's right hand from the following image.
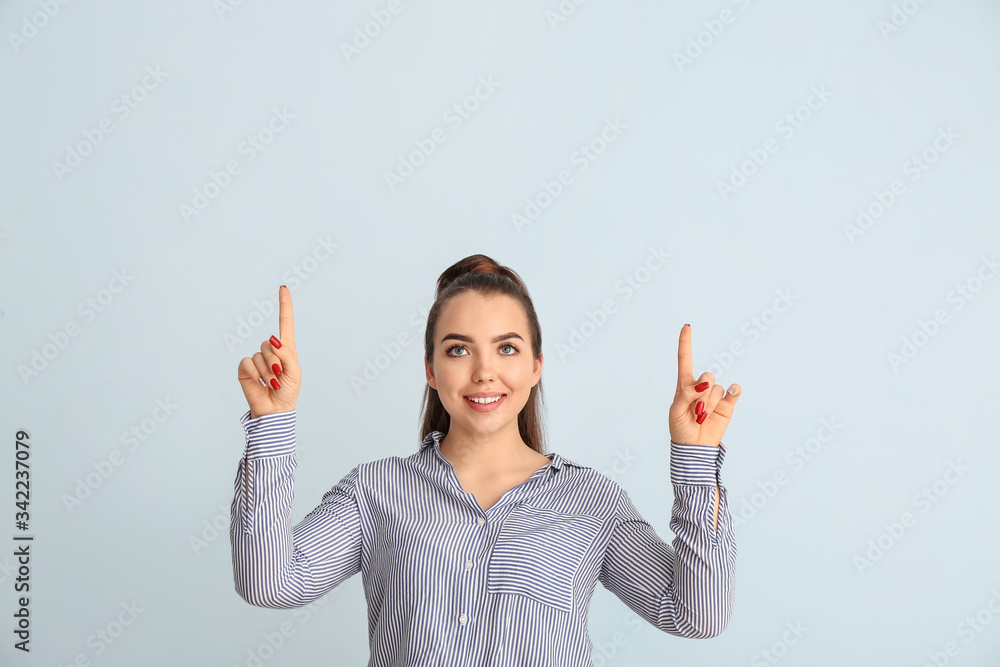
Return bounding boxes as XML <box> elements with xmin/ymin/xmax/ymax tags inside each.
<box><xmin>237</xmin><ymin>286</ymin><xmax>301</xmax><ymax>418</ymax></box>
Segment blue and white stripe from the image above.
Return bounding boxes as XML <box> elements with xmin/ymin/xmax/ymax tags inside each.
<box><xmin>230</xmin><ymin>409</ymin><xmax>736</xmax><ymax>666</ymax></box>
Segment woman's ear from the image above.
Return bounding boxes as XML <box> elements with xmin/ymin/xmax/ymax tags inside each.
<box><xmin>425</xmin><ymin>355</ymin><xmax>437</xmax><ymax>390</ymax></box>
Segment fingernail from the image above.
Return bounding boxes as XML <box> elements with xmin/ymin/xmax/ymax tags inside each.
<box><xmin>727</xmin><ymin>387</ymin><xmax>735</xmax><ymax>395</ymax></box>
<box><xmin>280</xmin><ymin>284</ymin><xmax>286</xmax><ymax>289</ymax></box>
<box><xmin>696</xmin><ymin>411</ymin><xmax>707</xmax><ymax>424</ymax></box>
<box><xmin>684</xmin><ymin>323</ymin><xmax>690</xmax><ymax>328</ymax></box>
<box><xmin>270</xmin><ymin>335</ymin><xmax>282</xmax><ymax>349</ymax></box>
<box><xmin>696</xmin><ymin>400</ymin><xmax>705</xmax><ymax>415</ymax></box>
<box><xmin>272</xmin><ymin>363</ymin><xmax>282</xmax><ymax>376</ymax></box>
<box><xmin>694</xmin><ymin>381</ymin><xmax>709</xmax><ymax>392</ymax></box>
<box><xmin>270</xmin><ymin>378</ymin><xmax>280</xmax><ymax>390</ymax></box>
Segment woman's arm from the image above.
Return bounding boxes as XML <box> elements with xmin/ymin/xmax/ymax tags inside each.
<box><xmin>230</xmin><ymin>409</ymin><xmax>363</xmax><ymax>608</ymax></box>
<box><xmin>597</xmin><ymin>440</ymin><xmax>736</xmax><ymax>638</ymax></box>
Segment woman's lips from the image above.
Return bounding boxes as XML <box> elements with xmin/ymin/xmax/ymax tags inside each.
<box><xmin>464</xmin><ymin>394</ymin><xmax>505</xmax><ymax>412</ymax></box>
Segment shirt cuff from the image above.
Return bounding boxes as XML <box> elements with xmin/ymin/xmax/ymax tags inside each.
<box><xmin>240</xmin><ymin>409</ymin><xmax>296</xmax><ymax>459</ymax></box>
<box><xmin>669</xmin><ymin>440</ymin><xmax>727</xmax><ymax>486</ymax></box>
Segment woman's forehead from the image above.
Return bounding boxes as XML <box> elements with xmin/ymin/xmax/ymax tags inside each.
<box><xmin>437</xmin><ymin>293</ymin><xmax>528</xmax><ymax>332</ymax></box>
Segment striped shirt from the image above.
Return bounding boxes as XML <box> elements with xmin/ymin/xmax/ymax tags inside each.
<box><xmin>230</xmin><ymin>410</ymin><xmax>736</xmax><ymax>666</ymax></box>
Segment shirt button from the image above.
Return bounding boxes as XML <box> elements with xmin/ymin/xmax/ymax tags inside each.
<box><xmin>465</xmin><ymin>560</ymin><xmax>474</xmax><ymax>571</ymax></box>
<box><xmin>477</xmin><ymin>517</ymin><xmax>485</xmax><ymax>526</ymax></box>
<box><xmin>459</xmin><ymin>613</ymin><xmax>468</xmax><ymax>626</ymax></box>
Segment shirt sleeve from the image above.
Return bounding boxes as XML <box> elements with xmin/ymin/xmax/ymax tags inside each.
<box><xmin>597</xmin><ymin>441</ymin><xmax>736</xmax><ymax>638</ymax></box>
<box><xmin>230</xmin><ymin>409</ymin><xmax>363</xmax><ymax>608</ymax></box>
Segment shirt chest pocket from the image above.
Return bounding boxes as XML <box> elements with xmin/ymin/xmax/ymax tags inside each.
<box><xmin>486</xmin><ymin>506</ymin><xmax>603</xmax><ymax>613</ymax></box>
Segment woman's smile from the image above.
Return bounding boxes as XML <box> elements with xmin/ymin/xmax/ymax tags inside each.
<box><xmin>464</xmin><ymin>392</ymin><xmax>506</xmax><ymax>412</ymax></box>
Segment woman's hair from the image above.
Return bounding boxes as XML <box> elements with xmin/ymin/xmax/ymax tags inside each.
<box><xmin>419</xmin><ymin>254</ymin><xmax>547</xmax><ymax>454</ymax></box>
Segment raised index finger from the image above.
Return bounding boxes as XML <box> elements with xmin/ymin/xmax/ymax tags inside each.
<box><xmin>278</xmin><ymin>285</ymin><xmax>295</xmax><ymax>347</ymax></box>
<box><xmin>677</xmin><ymin>323</ymin><xmax>693</xmax><ymax>386</ymax></box>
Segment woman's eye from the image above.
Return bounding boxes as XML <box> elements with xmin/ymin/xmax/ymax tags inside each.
<box><xmin>446</xmin><ymin>343</ymin><xmax>518</xmax><ymax>356</ymax></box>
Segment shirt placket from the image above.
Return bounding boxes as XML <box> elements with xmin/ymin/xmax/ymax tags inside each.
<box><xmin>434</xmin><ymin>446</ymin><xmax>554</xmax><ymax>666</ymax></box>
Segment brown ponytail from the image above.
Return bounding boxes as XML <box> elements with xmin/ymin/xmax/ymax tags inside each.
<box><xmin>418</xmin><ymin>254</ymin><xmax>547</xmax><ymax>454</ymax></box>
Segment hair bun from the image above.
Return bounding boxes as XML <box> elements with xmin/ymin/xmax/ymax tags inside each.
<box><xmin>436</xmin><ymin>254</ymin><xmax>507</xmax><ymax>298</ymax></box>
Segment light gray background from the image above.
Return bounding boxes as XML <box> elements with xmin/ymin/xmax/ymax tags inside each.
<box><xmin>2</xmin><ymin>0</ymin><xmax>999</xmax><ymax>665</ymax></box>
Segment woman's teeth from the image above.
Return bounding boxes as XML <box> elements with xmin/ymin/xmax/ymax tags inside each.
<box><xmin>467</xmin><ymin>395</ymin><xmax>503</xmax><ymax>404</ymax></box>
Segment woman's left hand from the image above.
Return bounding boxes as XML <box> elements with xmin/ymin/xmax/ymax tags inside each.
<box><xmin>668</xmin><ymin>324</ymin><xmax>741</xmax><ymax>447</ymax></box>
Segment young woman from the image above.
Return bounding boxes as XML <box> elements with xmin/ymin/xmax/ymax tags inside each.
<box><xmin>231</xmin><ymin>254</ymin><xmax>741</xmax><ymax>666</ymax></box>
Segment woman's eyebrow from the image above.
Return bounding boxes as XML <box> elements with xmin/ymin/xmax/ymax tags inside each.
<box><xmin>440</xmin><ymin>332</ymin><xmax>524</xmax><ymax>345</ymax></box>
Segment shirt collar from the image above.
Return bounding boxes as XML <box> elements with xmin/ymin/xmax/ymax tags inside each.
<box><xmin>420</xmin><ymin>430</ymin><xmax>566</xmax><ymax>471</ymax></box>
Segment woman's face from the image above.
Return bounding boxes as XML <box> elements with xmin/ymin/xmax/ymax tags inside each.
<box><xmin>425</xmin><ymin>291</ymin><xmax>542</xmax><ymax>439</ymax></box>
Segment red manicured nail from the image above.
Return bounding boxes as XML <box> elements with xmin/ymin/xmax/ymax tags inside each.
<box><xmin>270</xmin><ymin>335</ymin><xmax>282</xmax><ymax>349</ymax></box>
<box><xmin>696</xmin><ymin>400</ymin><xmax>704</xmax><ymax>415</ymax></box>
<box><xmin>696</xmin><ymin>411</ymin><xmax>707</xmax><ymax>424</ymax></box>
<box><xmin>694</xmin><ymin>381</ymin><xmax>709</xmax><ymax>392</ymax></box>
<box><xmin>272</xmin><ymin>363</ymin><xmax>282</xmax><ymax>376</ymax></box>
<box><xmin>270</xmin><ymin>378</ymin><xmax>280</xmax><ymax>390</ymax></box>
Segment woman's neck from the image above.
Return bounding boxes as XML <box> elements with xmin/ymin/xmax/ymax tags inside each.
<box><xmin>438</xmin><ymin>424</ymin><xmax>542</xmax><ymax>473</ymax></box>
